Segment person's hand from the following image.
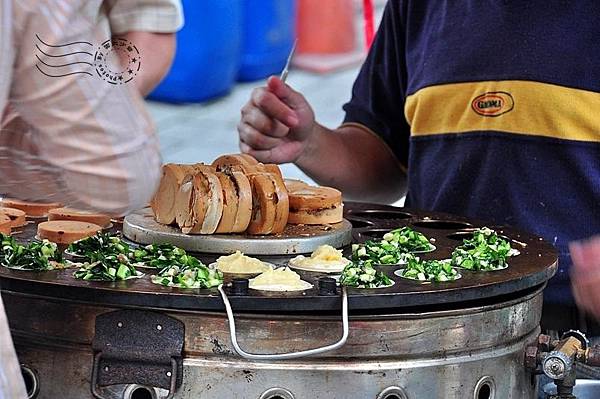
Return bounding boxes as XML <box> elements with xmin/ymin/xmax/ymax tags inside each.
<box><xmin>238</xmin><ymin>76</ymin><xmax>315</xmax><ymax>164</ymax></box>
<box><xmin>570</xmin><ymin>236</ymin><xmax>600</xmax><ymax>319</ymax></box>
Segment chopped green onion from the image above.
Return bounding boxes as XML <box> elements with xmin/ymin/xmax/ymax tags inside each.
<box><xmin>340</xmin><ymin>260</ymin><xmax>392</xmax><ymax>288</ymax></box>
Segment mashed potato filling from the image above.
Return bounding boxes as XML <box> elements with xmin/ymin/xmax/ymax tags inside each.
<box><xmin>249</xmin><ymin>267</ymin><xmax>313</xmax><ymax>291</ymax></box>
<box><xmin>288</xmin><ymin>245</ymin><xmax>350</xmax><ymax>273</ymax></box>
<box><xmin>215</xmin><ymin>251</ymin><xmax>271</xmax><ymax>274</ymax></box>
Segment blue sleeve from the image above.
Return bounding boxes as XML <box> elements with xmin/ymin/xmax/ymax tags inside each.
<box><xmin>342</xmin><ymin>0</ymin><xmax>410</xmax><ymax>168</ymax></box>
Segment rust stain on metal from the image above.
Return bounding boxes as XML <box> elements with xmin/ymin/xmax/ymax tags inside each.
<box><xmin>242</xmin><ymin>370</ymin><xmax>254</xmax><ymax>383</ymax></box>
<box><xmin>210</xmin><ymin>337</ymin><xmax>232</xmax><ymax>355</ymax></box>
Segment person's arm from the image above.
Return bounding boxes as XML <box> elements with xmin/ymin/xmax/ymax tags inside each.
<box><xmin>239</xmin><ymin>77</ymin><xmax>406</xmax><ymax>203</ymax></box>
<box><xmin>3</xmin><ymin>1</ymin><xmax>162</xmax><ymax>215</ymax></box>
<box><xmin>238</xmin><ymin>2</ymin><xmax>409</xmax><ymax>204</ymax></box>
<box><xmin>570</xmin><ymin>236</ymin><xmax>600</xmax><ymax>319</ymax></box>
<box><xmin>117</xmin><ymin>31</ymin><xmax>176</xmax><ymax>96</ymax></box>
<box><xmin>106</xmin><ymin>0</ymin><xmax>183</xmax><ymax>96</ymax></box>
<box><xmin>298</xmin><ymin>124</ymin><xmax>406</xmax><ymax>203</ymax></box>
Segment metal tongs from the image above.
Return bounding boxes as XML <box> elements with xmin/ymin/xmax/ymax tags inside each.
<box><xmin>279</xmin><ymin>39</ymin><xmax>297</xmax><ymax>83</ymax></box>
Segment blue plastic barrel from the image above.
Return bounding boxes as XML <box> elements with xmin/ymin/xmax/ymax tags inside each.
<box><xmin>149</xmin><ymin>0</ymin><xmax>242</xmax><ymax>103</ymax></box>
<box><xmin>237</xmin><ymin>0</ymin><xmax>296</xmax><ymax>82</ymax></box>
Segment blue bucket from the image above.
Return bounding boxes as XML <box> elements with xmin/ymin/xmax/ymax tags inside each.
<box><xmin>237</xmin><ymin>0</ymin><xmax>296</xmax><ymax>82</ymax></box>
<box><xmin>149</xmin><ymin>0</ymin><xmax>242</xmax><ymax>103</ymax></box>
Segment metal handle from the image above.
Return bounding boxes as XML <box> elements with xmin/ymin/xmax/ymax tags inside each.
<box><xmin>218</xmin><ymin>285</ymin><xmax>349</xmax><ymax>360</ymax></box>
<box><xmin>91</xmin><ymin>354</ymin><xmax>178</xmax><ymax>399</ymax></box>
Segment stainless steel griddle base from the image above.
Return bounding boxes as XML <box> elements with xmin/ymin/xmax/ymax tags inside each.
<box><xmin>123</xmin><ymin>208</ymin><xmax>352</xmax><ymax>255</ymax></box>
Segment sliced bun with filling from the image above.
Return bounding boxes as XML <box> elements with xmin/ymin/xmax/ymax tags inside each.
<box><xmin>176</xmin><ymin>170</ymin><xmax>224</xmax><ymax>235</ymax></box>
<box><xmin>212</xmin><ymin>154</ymin><xmax>265</xmax><ymax>175</ymax></box>
<box><xmin>174</xmin><ymin>174</ymin><xmax>204</xmax><ymax>234</ymax></box>
<box><xmin>151</xmin><ymin>164</ymin><xmax>196</xmax><ymax>225</ymax></box>
<box><xmin>37</xmin><ymin>221</ymin><xmax>101</xmax><ymax>244</ymax></box>
<box><xmin>267</xmin><ymin>170</ymin><xmax>289</xmax><ymax>234</ymax></box>
<box><xmin>48</xmin><ymin>208</ymin><xmax>111</xmax><ymax>228</ymax></box>
<box><xmin>246</xmin><ymin>174</ymin><xmax>277</xmax><ymax>235</ymax></box>
<box><xmin>191</xmin><ymin>163</ymin><xmax>217</xmax><ymax>173</ymax></box>
<box><xmin>0</xmin><ymin>198</ymin><xmax>62</xmax><ymax>217</ymax></box>
<box><xmin>196</xmin><ymin>171</ymin><xmax>224</xmax><ymax>234</ymax></box>
<box><xmin>214</xmin><ymin>172</ymin><xmax>237</xmax><ymax>234</ymax></box>
<box><xmin>288</xmin><ymin>186</ymin><xmax>343</xmax><ymax>225</ymax></box>
<box><xmin>264</xmin><ymin>164</ymin><xmax>284</xmax><ymax>179</ymax></box>
<box><xmin>229</xmin><ymin>171</ymin><xmax>252</xmax><ymax>233</ymax></box>
<box><xmin>0</xmin><ymin>207</ymin><xmax>27</xmax><ymax>228</ymax></box>
<box><xmin>153</xmin><ymin>154</ymin><xmax>341</xmax><ymax>234</ymax></box>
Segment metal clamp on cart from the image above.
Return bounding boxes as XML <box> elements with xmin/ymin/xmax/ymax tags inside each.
<box><xmin>90</xmin><ymin>310</ymin><xmax>184</xmax><ymax>399</ymax></box>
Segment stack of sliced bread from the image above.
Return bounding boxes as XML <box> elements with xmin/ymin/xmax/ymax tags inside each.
<box><xmin>151</xmin><ymin>154</ymin><xmax>343</xmax><ymax>235</ymax></box>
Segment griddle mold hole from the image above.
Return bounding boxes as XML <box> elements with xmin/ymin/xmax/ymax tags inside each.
<box><xmin>412</xmin><ymin>220</ymin><xmax>472</xmax><ymax>230</ymax></box>
<box><xmin>348</xmin><ymin>209</ymin><xmax>413</xmax><ymax>220</ymax></box>
<box><xmin>359</xmin><ymin>229</ymin><xmax>394</xmax><ymax>240</ymax></box>
<box><xmin>345</xmin><ymin>217</ymin><xmax>375</xmax><ymax>229</ymax></box>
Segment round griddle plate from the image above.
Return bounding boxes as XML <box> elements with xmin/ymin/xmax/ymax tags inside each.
<box><xmin>122</xmin><ymin>208</ymin><xmax>353</xmax><ymax>255</ymax></box>
<box><xmin>0</xmin><ymin>203</ymin><xmax>557</xmax><ymax>313</ymax></box>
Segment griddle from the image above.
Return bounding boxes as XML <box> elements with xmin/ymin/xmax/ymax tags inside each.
<box><xmin>0</xmin><ymin>202</ymin><xmax>557</xmax><ymax>313</ymax></box>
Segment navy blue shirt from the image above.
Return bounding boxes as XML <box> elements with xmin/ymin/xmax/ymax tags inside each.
<box><xmin>343</xmin><ymin>0</ymin><xmax>600</xmax><ymax>304</ymax></box>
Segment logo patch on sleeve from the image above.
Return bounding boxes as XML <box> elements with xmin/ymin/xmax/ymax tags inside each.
<box><xmin>471</xmin><ymin>92</ymin><xmax>514</xmax><ymax>117</ymax></box>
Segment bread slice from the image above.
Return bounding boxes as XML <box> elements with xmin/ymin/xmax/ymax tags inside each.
<box><xmin>246</xmin><ymin>174</ymin><xmax>277</xmax><ymax>235</ymax></box>
<box><xmin>267</xmin><ymin>172</ymin><xmax>289</xmax><ymax>234</ymax></box>
<box><xmin>48</xmin><ymin>208</ymin><xmax>111</xmax><ymax>228</ymax></box>
<box><xmin>214</xmin><ymin>172</ymin><xmax>237</xmax><ymax>234</ymax></box>
<box><xmin>37</xmin><ymin>221</ymin><xmax>101</xmax><ymax>244</ymax></box>
<box><xmin>176</xmin><ymin>170</ymin><xmax>224</xmax><ymax>235</ymax></box>
<box><xmin>264</xmin><ymin>164</ymin><xmax>284</xmax><ymax>179</ymax></box>
<box><xmin>175</xmin><ymin>174</ymin><xmax>204</xmax><ymax>234</ymax></box>
<box><xmin>213</xmin><ymin>154</ymin><xmax>265</xmax><ymax>175</ymax></box>
<box><xmin>195</xmin><ymin>171</ymin><xmax>224</xmax><ymax>234</ymax></box>
<box><xmin>0</xmin><ymin>198</ymin><xmax>62</xmax><ymax>217</ymax></box>
<box><xmin>238</xmin><ymin>154</ymin><xmax>260</xmax><ymax>165</ymax></box>
<box><xmin>192</xmin><ymin>163</ymin><xmax>217</xmax><ymax>173</ymax></box>
<box><xmin>0</xmin><ymin>207</ymin><xmax>26</xmax><ymax>228</ymax></box>
<box><xmin>288</xmin><ymin>186</ymin><xmax>343</xmax><ymax>225</ymax></box>
<box><xmin>151</xmin><ymin>164</ymin><xmax>197</xmax><ymax>225</ymax></box>
<box><xmin>0</xmin><ymin>214</ymin><xmax>12</xmax><ymax>235</ymax></box>
<box><xmin>229</xmin><ymin>171</ymin><xmax>252</xmax><ymax>233</ymax></box>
